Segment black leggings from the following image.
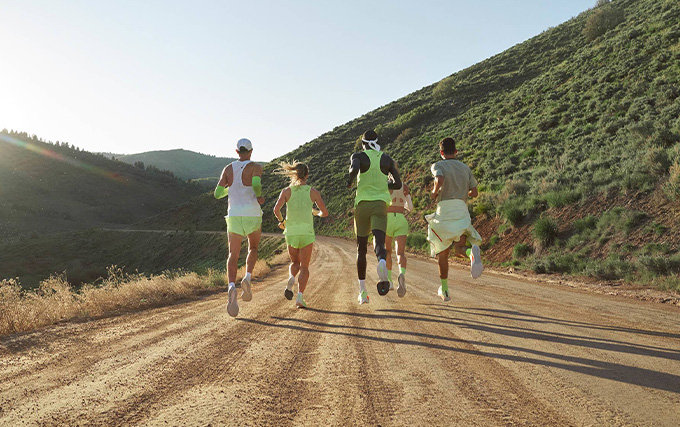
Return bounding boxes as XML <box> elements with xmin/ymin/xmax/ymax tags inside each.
<box><xmin>356</xmin><ymin>230</ymin><xmax>387</xmax><ymax>280</ymax></box>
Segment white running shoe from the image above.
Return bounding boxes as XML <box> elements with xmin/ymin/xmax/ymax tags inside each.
<box><xmin>284</xmin><ymin>276</ymin><xmax>295</xmax><ymax>300</ymax></box>
<box><xmin>377</xmin><ymin>259</ymin><xmax>388</xmax><ymax>282</ymax></box>
<box><xmin>295</xmin><ymin>293</ymin><xmax>307</xmax><ymax>309</ymax></box>
<box><xmin>227</xmin><ymin>285</ymin><xmax>239</xmax><ymax>317</ymax></box>
<box><xmin>397</xmin><ymin>273</ymin><xmax>406</xmax><ymax>298</ymax></box>
<box><xmin>470</xmin><ymin>245</ymin><xmax>483</xmax><ymax>279</ymax></box>
<box><xmin>241</xmin><ymin>275</ymin><xmax>252</xmax><ymax>302</ymax></box>
<box><xmin>437</xmin><ymin>286</ymin><xmax>451</xmax><ymax>302</ymax></box>
<box><xmin>358</xmin><ymin>290</ymin><xmax>369</xmax><ymax>304</ymax></box>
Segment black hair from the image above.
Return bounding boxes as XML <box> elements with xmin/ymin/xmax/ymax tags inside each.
<box><xmin>362</xmin><ymin>130</ymin><xmax>378</xmax><ymax>142</ymax></box>
<box><xmin>439</xmin><ymin>137</ymin><xmax>456</xmax><ymax>155</ymax></box>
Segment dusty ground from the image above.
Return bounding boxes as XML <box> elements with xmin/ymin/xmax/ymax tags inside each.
<box><xmin>1</xmin><ymin>236</ymin><xmax>679</xmax><ymax>426</ymax></box>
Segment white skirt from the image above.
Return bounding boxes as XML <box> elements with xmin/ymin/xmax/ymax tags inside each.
<box><xmin>426</xmin><ymin>199</ymin><xmax>482</xmax><ymax>257</ymax></box>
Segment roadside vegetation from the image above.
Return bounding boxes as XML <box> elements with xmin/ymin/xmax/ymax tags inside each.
<box><xmin>0</xmin><ymin>235</ymin><xmax>286</xmax><ymax>336</ymax></box>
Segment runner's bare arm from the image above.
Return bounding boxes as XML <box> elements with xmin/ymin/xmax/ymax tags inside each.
<box><xmin>311</xmin><ymin>188</ymin><xmax>329</xmax><ymax>218</ymax></box>
<box><xmin>386</xmin><ymin>157</ymin><xmax>402</xmax><ymax>190</ymax></box>
<box><xmin>273</xmin><ymin>188</ymin><xmax>290</xmax><ymax>228</ymax></box>
<box><xmin>431</xmin><ymin>175</ymin><xmax>444</xmax><ymax>200</ymax></box>
<box><xmin>347</xmin><ymin>153</ymin><xmax>362</xmax><ymax>188</ymax></box>
<box><xmin>214</xmin><ymin>165</ymin><xmax>232</xmax><ymax>199</ymax></box>
<box><xmin>403</xmin><ymin>183</ymin><xmax>414</xmax><ymax>211</ymax></box>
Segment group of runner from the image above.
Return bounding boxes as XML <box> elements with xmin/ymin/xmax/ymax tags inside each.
<box><xmin>215</xmin><ymin>132</ymin><xmax>483</xmax><ymax>317</ymax></box>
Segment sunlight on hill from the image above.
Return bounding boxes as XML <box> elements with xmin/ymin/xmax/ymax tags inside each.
<box><xmin>0</xmin><ymin>133</ymin><xmax>126</xmax><ymax>182</ymax></box>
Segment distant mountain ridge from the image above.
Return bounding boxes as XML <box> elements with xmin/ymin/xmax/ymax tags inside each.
<box><xmin>112</xmin><ymin>149</ymin><xmax>240</xmax><ymax>181</ymax></box>
<box><xmin>0</xmin><ymin>131</ymin><xmax>204</xmax><ymax>238</ymax></box>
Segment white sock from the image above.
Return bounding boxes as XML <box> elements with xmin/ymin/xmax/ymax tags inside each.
<box><xmin>359</xmin><ymin>279</ymin><xmax>366</xmax><ymax>293</ymax></box>
<box><xmin>228</xmin><ymin>282</ymin><xmax>235</xmax><ymax>290</ymax></box>
<box><xmin>244</xmin><ymin>272</ymin><xmax>252</xmax><ymax>281</ymax></box>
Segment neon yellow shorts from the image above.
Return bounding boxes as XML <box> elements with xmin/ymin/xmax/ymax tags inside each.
<box><xmin>386</xmin><ymin>212</ymin><xmax>409</xmax><ymax>238</ymax></box>
<box><xmin>285</xmin><ymin>234</ymin><xmax>315</xmax><ymax>249</ymax></box>
<box><xmin>225</xmin><ymin>216</ymin><xmax>262</xmax><ymax>237</ymax></box>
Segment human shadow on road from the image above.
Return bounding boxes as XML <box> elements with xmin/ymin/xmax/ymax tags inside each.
<box><xmin>420</xmin><ymin>305</ymin><xmax>680</xmax><ymax>340</ymax></box>
<box><xmin>239</xmin><ymin>311</ymin><xmax>680</xmax><ymax>394</ymax></box>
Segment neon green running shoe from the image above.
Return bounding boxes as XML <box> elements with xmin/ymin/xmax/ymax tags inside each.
<box><xmin>295</xmin><ymin>292</ymin><xmax>307</xmax><ymax>309</ymax></box>
<box><xmin>358</xmin><ymin>290</ymin><xmax>369</xmax><ymax>304</ymax></box>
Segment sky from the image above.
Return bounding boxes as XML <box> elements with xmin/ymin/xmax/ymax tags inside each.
<box><xmin>0</xmin><ymin>0</ymin><xmax>595</xmax><ymax>161</ymax></box>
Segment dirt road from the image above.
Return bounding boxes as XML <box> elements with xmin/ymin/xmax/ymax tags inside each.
<box><xmin>1</xmin><ymin>236</ymin><xmax>679</xmax><ymax>426</ymax></box>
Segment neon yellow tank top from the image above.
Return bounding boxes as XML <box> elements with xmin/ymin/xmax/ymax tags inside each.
<box><xmin>355</xmin><ymin>149</ymin><xmax>391</xmax><ymax>206</ymax></box>
<box><xmin>285</xmin><ymin>185</ymin><xmax>314</xmax><ymax>236</ymax></box>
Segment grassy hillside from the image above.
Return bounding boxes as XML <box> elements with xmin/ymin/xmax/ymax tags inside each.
<box><xmin>114</xmin><ymin>149</ymin><xmax>238</xmax><ymax>180</ymax></box>
<box><xmin>0</xmin><ymin>229</ymin><xmax>284</xmax><ymax>289</ymax></box>
<box><xmin>0</xmin><ymin>131</ymin><xmax>205</xmax><ymax>238</ymax></box>
<box><xmin>147</xmin><ymin>0</ymin><xmax>680</xmax><ymax>290</ymax></box>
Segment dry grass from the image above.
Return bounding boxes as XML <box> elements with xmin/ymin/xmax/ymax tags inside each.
<box><xmin>0</xmin><ymin>266</ymin><xmax>227</xmax><ymax>336</ymax></box>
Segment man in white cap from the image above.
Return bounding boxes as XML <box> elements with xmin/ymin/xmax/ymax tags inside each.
<box><xmin>214</xmin><ymin>138</ymin><xmax>264</xmax><ymax>317</ymax></box>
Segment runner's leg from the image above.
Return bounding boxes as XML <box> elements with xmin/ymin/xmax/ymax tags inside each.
<box><xmin>395</xmin><ymin>235</ymin><xmax>407</xmax><ymax>270</ymax></box>
<box><xmin>385</xmin><ymin>235</ymin><xmax>393</xmax><ymax>286</ymax></box>
<box><xmin>245</xmin><ymin>229</ymin><xmax>262</xmax><ymax>274</ymax></box>
<box><xmin>298</xmin><ymin>243</ymin><xmax>313</xmax><ymax>293</ymax></box>
<box><xmin>453</xmin><ymin>235</ymin><xmax>468</xmax><ymax>259</ymax></box>
<box><xmin>288</xmin><ymin>245</ymin><xmax>301</xmax><ymax>278</ymax></box>
<box><xmin>227</xmin><ymin>232</ymin><xmax>244</xmax><ymax>284</ymax></box>
<box><xmin>357</xmin><ymin>236</ymin><xmax>368</xmax><ymax>280</ymax></box>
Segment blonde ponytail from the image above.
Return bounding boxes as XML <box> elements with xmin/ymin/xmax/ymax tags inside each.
<box><xmin>275</xmin><ymin>160</ymin><xmax>309</xmax><ymax>186</ymax></box>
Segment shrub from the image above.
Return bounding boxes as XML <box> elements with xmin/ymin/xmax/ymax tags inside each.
<box><xmin>532</xmin><ymin>217</ymin><xmax>559</xmax><ymax>247</ymax></box>
<box><xmin>663</xmin><ymin>161</ymin><xmax>680</xmax><ymax>201</ymax></box>
<box><xmin>583</xmin><ymin>5</ymin><xmax>625</xmax><ymax>41</ymax></box>
<box><xmin>642</xmin><ymin>146</ymin><xmax>671</xmax><ymax>176</ymax></box>
<box><xmin>472</xmin><ymin>193</ymin><xmax>497</xmax><ymax>217</ymax></box>
<box><xmin>544</xmin><ymin>189</ymin><xmax>581</xmax><ymax>208</ymax></box>
<box><xmin>638</xmin><ymin>255</ymin><xmax>680</xmax><ymax>276</ymax></box>
<box><xmin>406</xmin><ymin>232</ymin><xmax>429</xmax><ymax>251</ymax></box>
<box><xmin>433</xmin><ymin>76</ymin><xmax>456</xmax><ymax>99</ymax></box>
<box><xmin>513</xmin><ymin>243</ymin><xmax>533</xmax><ymax>258</ymax></box>
<box><xmin>573</xmin><ymin>215</ymin><xmax>597</xmax><ymax>233</ymax></box>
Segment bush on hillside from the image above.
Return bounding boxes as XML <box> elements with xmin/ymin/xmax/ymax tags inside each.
<box><xmin>663</xmin><ymin>161</ymin><xmax>680</xmax><ymax>201</ymax></box>
<box><xmin>532</xmin><ymin>217</ymin><xmax>559</xmax><ymax>247</ymax></box>
<box><xmin>433</xmin><ymin>76</ymin><xmax>456</xmax><ymax>100</ymax></box>
<box><xmin>513</xmin><ymin>243</ymin><xmax>533</xmax><ymax>258</ymax></box>
<box><xmin>583</xmin><ymin>5</ymin><xmax>625</xmax><ymax>41</ymax></box>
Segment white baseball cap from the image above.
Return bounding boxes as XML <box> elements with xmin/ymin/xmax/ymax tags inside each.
<box><xmin>236</xmin><ymin>138</ymin><xmax>252</xmax><ymax>151</ymax></box>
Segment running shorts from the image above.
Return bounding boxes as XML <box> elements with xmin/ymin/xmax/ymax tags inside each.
<box><xmin>285</xmin><ymin>234</ymin><xmax>315</xmax><ymax>249</ymax></box>
<box><xmin>226</xmin><ymin>216</ymin><xmax>262</xmax><ymax>237</ymax></box>
<box><xmin>354</xmin><ymin>200</ymin><xmax>387</xmax><ymax>237</ymax></box>
<box><xmin>386</xmin><ymin>212</ymin><xmax>409</xmax><ymax>238</ymax></box>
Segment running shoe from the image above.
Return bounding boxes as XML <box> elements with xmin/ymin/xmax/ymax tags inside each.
<box><xmin>358</xmin><ymin>290</ymin><xmax>369</xmax><ymax>304</ymax></box>
<box><xmin>437</xmin><ymin>286</ymin><xmax>451</xmax><ymax>302</ymax></box>
<box><xmin>241</xmin><ymin>275</ymin><xmax>252</xmax><ymax>302</ymax></box>
<box><xmin>470</xmin><ymin>245</ymin><xmax>483</xmax><ymax>279</ymax></box>
<box><xmin>227</xmin><ymin>285</ymin><xmax>239</xmax><ymax>317</ymax></box>
<box><xmin>377</xmin><ymin>259</ymin><xmax>389</xmax><ymax>282</ymax></box>
<box><xmin>284</xmin><ymin>276</ymin><xmax>295</xmax><ymax>300</ymax></box>
<box><xmin>397</xmin><ymin>273</ymin><xmax>406</xmax><ymax>298</ymax></box>
<box><xmin>389</xmin><ymin>281</ymin><xmax>394</xmax><ymax>290</ymax></box>
<box><xmin>295</xmin><ymin>293</ymin><xmax>307</xmax><ymax>309</ymax></box>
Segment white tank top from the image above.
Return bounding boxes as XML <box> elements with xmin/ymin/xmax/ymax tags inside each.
<box><xmin>390</xmin><ymin>186</ymin><xmax>406</xmax><ymax>208</ymax></box>
<box><xmin>227</xmin><ymin>160</ymin><xmax>262</xmax><ymax>217</ymax></box>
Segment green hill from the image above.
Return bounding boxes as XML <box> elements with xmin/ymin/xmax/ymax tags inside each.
<box><xmin>0</xmin><ymin>130</ymin><xmax>205</xmax><ymax>238</ymax></box>
<box><xmin>149</xmin><ymin>0</ymin><xmax>680</xmax><ymax>290</ymax></box>
<box><xmin>114</xmin><ymin>149</ymin><xmax>238</xmax><ymax>180</ymax></box>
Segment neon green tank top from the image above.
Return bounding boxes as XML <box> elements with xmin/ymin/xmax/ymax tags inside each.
<box><xmin>285</xmin><ymin>185</ymin><xmax>314</xmax><ymax>236</ymax></box>
<box><xmin>355</xmin><ymin>149</ymin><xmax>391</xmax><ymax>206</ymax></box>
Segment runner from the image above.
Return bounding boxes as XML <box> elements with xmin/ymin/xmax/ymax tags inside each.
<box><xmin>214</xmin><ymin>138</ymin><xmax>264</xmax><ymax>317</ymax></box>
<box><xmin>348</xmin><ymin>130</ymin><xmax>402</xmax><ymax>304</ymax></box>
<box><xmin>386</xmin><ymin>163</ymin><xmax>411</xmax><ymax>298</ymax></box>
<box><xmin>427</xmin><ymin>137</ymin><xmax>483</xmax><ymax>302</ymax></box>
<box><xmin>273</xmin><ymin>161</ymin><xmax>328</xmax><ymax>309</ymax></box>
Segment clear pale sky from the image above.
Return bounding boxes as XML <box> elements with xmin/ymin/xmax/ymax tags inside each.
<box><xmin>1</xmin><ymin>0</ymin><xmax>595</xmax><ymax>161</ymax></box>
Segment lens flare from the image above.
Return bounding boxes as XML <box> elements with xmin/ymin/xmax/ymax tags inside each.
<box><xmin>0</xmin><ymin>133</ymin><xmax>127</xmax><ymax>183</ymax></box>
